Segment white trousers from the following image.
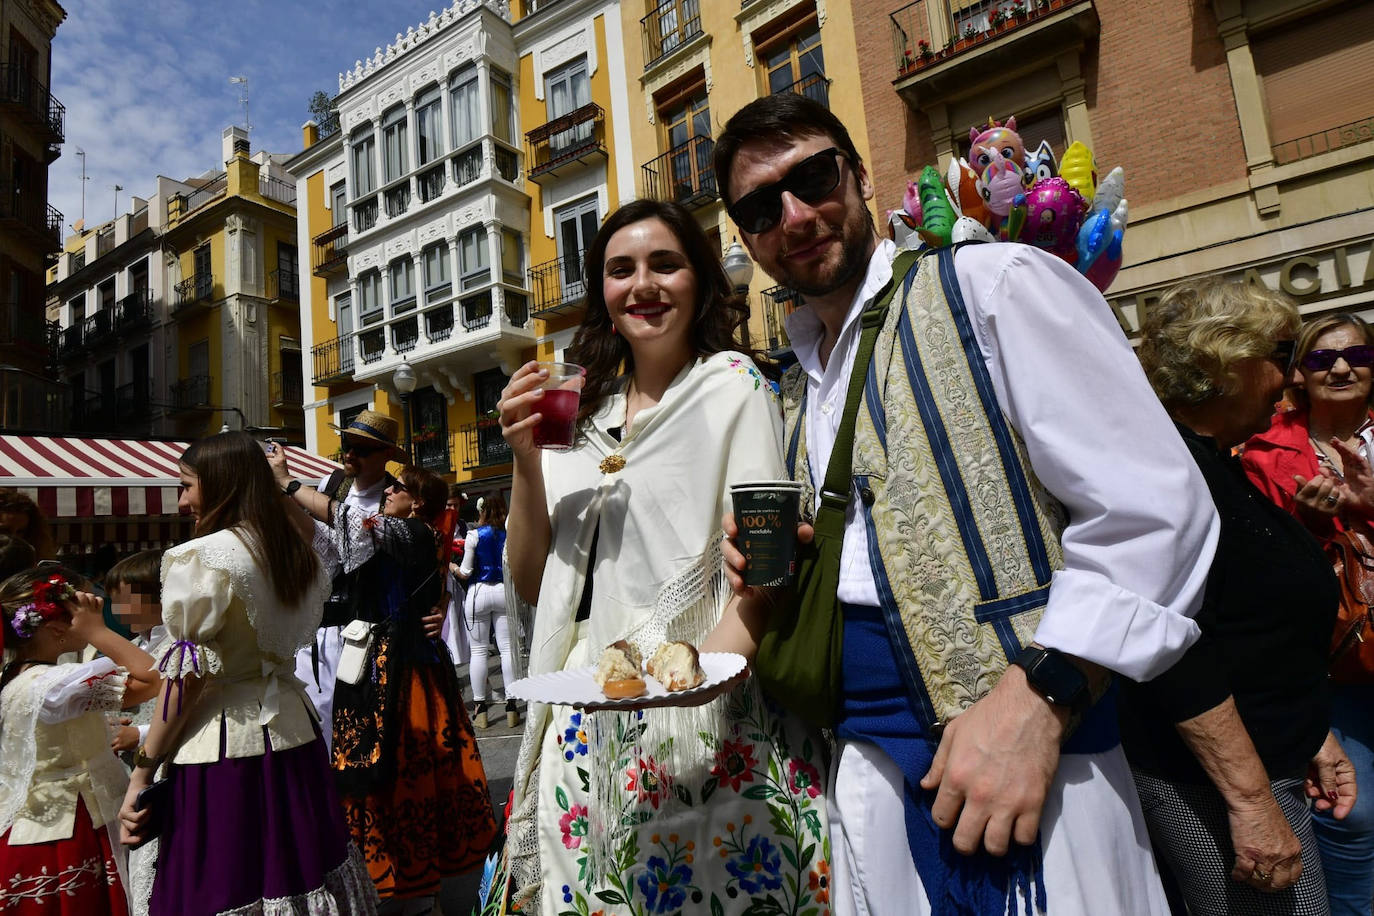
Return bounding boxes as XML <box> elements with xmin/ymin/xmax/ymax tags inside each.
<box><xmin>828</xmin><ymin>739</ymin><xmax>1171</xmax><ymax>916</ymax></box>
<box><xmin>466</xmin><ymin>581</ymin><xmax>515</xmax><ymax>704</ymax></box>
<box><xmin>292</xmin><ymin>625</ymin><xmax>342</xmax><ymax>752</ymax></box>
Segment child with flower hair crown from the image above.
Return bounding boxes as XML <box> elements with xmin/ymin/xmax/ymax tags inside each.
<box><xmin>0</xmin><ymin>566</ymin><xmax>161</xmax><ymax>915</ymax></box>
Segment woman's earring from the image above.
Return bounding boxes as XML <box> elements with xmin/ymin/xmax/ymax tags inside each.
<box><xmin>611</xmin><ymin>324</ymin><xmax>618</xmax><ymax>335</ymax></box>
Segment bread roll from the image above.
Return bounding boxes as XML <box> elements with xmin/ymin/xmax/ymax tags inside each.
<box><xmin>646</xmin><ymin>641</ymin><xmax>706</xmax><ymax>692</ymax></box>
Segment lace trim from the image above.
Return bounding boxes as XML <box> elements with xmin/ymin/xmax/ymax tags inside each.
<box><xmin>75</xmin><ymin>667</ymin><xmax>129</xmax><ymax>717</ymax></box>
<box><xmin>156</xmin><ymin>639</ymin><xmax>223</xmax><ymax>682</ymax></box>
<box><xmin>1</xmin><ymin>666</ymin><xmax>90</xmax><ymax>835</ymax></box>
<box><xmin>215</xmin><ymin>843</ymin><xmax>378</xmax><ymax>915</ymax></box>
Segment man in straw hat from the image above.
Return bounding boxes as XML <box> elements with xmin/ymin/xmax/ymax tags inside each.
<box><xmin>292</xmin><ymin>409</ymin><xmax>402</xmax><ymax>749</ymax></box>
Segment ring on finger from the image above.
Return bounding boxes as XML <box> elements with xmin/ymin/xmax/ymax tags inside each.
<box><xmin>1254</xmin><ymin>868</ymin><xmax>1272</xmax><ymax>882</ymax></box>
<box><xmin>1324</xmin><ymin>494</ymin><xmax>1339</xmax><ymax>506</ymax></box>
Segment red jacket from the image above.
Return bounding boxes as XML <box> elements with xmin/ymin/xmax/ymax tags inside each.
<box><xmin>1242</xmin><ymin>408</ymin><xmax>1319</xmax><ymax>519</ymax></box>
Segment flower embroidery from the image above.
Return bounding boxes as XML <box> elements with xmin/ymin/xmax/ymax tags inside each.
<box><xmin>626</xmin><ymin>756</ymin><xmax>670</xmax><ymax>809</ymax></box>
<box><xmin>726</xmin><ymin>835</ymin><xmax>784</xmax><ymax>894</ymax></box>
<box><xmin>788</xmin><ymin>758</ymin><xmax>822</xmax><ymax>799</ymax></box>
<box><xmin>559</xmin><ymin>712</ymin><xmax>589</xmax><ymax>761</ymax></box>
<box><xmin>809</xmin><ymin>859</ymin><xmax>831</xmax><ymax>904</ymax></box>
<box><xmin>635</xmin><ymin>855</ymin><xmax>691</xmax><ymax>913</ymax></box>
<box><xmin>559</xmin><ymin>804</ymin><xmax>588</xmax><ymax>849</ymax></box>
<box><xmin>710</xmin><ymin>738</ymin><xmax>758</xmax><ymax>792</ymax></box>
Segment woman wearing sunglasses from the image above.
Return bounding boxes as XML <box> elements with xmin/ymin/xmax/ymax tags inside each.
<box><xmin>1243</xmin><ymin>312</ymin><xmax>1374</xmax><ymax>916</ymax></box>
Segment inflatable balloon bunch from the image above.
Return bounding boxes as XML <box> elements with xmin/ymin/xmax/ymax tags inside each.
<box><xmin>886</xmin><ymin>116</ymin><xmax>1128</xmax><ymax>292</ymax></box>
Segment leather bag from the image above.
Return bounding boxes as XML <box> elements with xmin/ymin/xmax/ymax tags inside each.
<box><xmin>1325</xmin><ymin>527</ymin><xmax>1374</xmax><ymax>684</ymax></box>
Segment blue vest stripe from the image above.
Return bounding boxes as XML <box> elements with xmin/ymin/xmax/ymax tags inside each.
<box><xmin>972</xmin><ymin>582</ymin><xmax>1053</xmax><ymax>623</ymax></box>
<box><xmin>936</xmin><ymin>248</ymin><xmax>1054</xmax><ymax>585</ymax></box>
<box><xmin>895</xmin><ymin>304</ymin><xmax>998</xmax><ymax>600</ymax></box>
<box><xmin>864</xmin><ymin>344</ymin><xmax>887</xmax><ymax>450</ymax></box>
<box><xmin>858</xmin><ymin>474</ymin><xmax>939</xmax><ymax>727</ymax></box>
<box><xmin>786</xmin><ymin>383</ymin><xmax>806</xmax><ymax>479</ymax></box>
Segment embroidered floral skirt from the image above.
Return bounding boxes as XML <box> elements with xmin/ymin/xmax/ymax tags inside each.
<box><xmin>0</xmin><ymin>796</ymin><xmax>129</xmax><ymax>916</ymax></box>
<box><xmin>339</xmin><ymin>662</ymin><xmax>498</xmax><ymax>899</ymax></box>
<box><xmin>529</xmin><ymin>681</ymin><xmax>833</xmax><ymax>916</ymax></box>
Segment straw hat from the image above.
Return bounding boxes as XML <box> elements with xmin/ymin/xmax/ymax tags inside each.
<box><xmin>331</xmin><ymin>409</ymin><xmax>401</xmax><ymax>453</ymax></box>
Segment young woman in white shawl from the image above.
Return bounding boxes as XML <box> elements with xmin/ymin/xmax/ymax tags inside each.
<box><xmin>484</xmin><ymin>199</ymin><xmax>833</xmax><ymax>916</ymax></box>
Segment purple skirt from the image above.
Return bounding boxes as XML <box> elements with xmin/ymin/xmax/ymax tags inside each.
<box><xmin>150</xmin><ymin>724</ymin><xmax>375</xmax><ymax>915</ymax></box>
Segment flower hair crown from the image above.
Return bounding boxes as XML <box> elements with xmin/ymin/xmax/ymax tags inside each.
<box><xmin>5</xmin><ymin>573</ymin><xmax>77</xmax><ymax>641</ymax></box>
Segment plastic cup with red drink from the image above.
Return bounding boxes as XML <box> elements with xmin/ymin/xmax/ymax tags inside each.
<box><xmin>533</xmin><ymin>362</ymin><xmax>586</xmax><ymax>451</ymax></box>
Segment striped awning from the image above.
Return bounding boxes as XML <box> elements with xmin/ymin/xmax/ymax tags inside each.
<box><xmin>0</xmin><ymin>435</ymin><xmax>340</xmax><ymax>519</ymax></box>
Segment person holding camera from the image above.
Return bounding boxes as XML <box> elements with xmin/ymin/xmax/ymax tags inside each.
<box><xmin>291</xmin><ymin>410</ymin><xmax>400</xmax><ymax>750</ymax></box>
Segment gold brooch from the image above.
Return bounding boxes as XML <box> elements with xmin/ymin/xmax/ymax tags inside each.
<box><xmin>599</xmin><ymin>454</ymin><xmax>626</xmax><ymax>474</ymax></box>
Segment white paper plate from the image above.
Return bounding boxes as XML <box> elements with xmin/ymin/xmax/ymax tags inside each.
<box><xmin>506</xmin><ymin>652</ymin><xmax>748</xmax><ymax>711</ymax></box>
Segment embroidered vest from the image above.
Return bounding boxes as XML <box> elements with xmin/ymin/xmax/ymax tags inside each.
<box><xmin>783</xmin><ymin>247</ymin><xmax>1068</xmax><ymax>728</ymax></box>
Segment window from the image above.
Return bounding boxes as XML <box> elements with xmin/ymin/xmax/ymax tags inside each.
<box><xmin>358</xmin><ymin>271</ymin><xmax>383</xmax><ymax>323</ymax></box>
<box><xmin>98</xmin><ymin>278</ymin><xmax>116</xmax><ymax>311</ymax></box>
<box><xmin>490</xmin><ymin>69</ymin><xmax>514</xmax><ymax>144</ymax></box>
<box><xmin>423</xmin><ymin>244</ymin><xmax>452</xmax><ymax>300</ymax></box>
<box><xmin>193</xmin><ymin>244</ymin><xmax>212</xmax><ymax>298</ymax></box>
<box><xmin>129</xmin><ymin>259</ymin><xmax>149</xmax><ymax>295</ymax></box>
<box><xmin>382</xmin><ymin>105</ymin><xmax>409</xmax><ymax>183</ymax></box>
<box><xmin>459</xmin><ymin>227</ymin><xmax>490</xmax><ymax>290</ymax></box>
<box><xmin>555</xmin><ymin>197</ymin><xmax>599</xmax><ymax>297</ymax></box>
<box><xmin>660</xmin><ymin>89</ymin><xmax>713</xmax><ymax>199</ymax></box>
<box><xmin>501</xmin><ymin>229</ymin><xmax>524</xmax><ymax>284</ymax></box>
<box><xmin>545</xmin><ymin>58</ymin><xmax>592</xmax><ymax>153</ymax></box>
<box><xmin>335</xmin><ymin>291</ymin><xmax>353</xmax><ymax>335</ymax></box>
<box><xmin>351</xmin><ymin>130</ymin><xmax>377</xmax><ymax>195</ymax></box>
<box><xmin>763</xmin><ymin>22</ymin><xmax>825</xmax><ymax>100</ymax></box>
<box><xmin>331</xmin><ymin>182</ymin><xmax>347</xmax><ymax>225</ymax></box>
<box><xmin>277</xmin><ymin>243</ymin><xmax>299</xmax><ymax>298</ymax></box>
<box><xmin>68</xmin><ymin>294</ymin><xmax>85</xmax><ymax>324</ymax></box>
<box><xmin>415</xmin><ymin>86</ymin><xmax>444</xmax><ymax>165</ymax></box>
<box><xmin>450</xmin><ymin>65</ymin><xmax>480</xmax><ymax>149</ymax></box>
<box><xmin>390</xmin><ymin>258</ymin><xmax>416</xmax><ymax>313</ymax></box>
<box><xmin>189</xmin><ymin>340</ymin><xmax>209</xmax><ymax>378</ymax></box>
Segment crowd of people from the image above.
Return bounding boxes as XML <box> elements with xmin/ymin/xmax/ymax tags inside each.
<box><xmin>1</xmin><ymin>92</ymin><xmax>1372</xmax><ymax>916</ymax></box>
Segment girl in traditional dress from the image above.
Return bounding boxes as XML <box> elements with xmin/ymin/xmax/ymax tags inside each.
<box><xmin>1</xmin><ymin>567</ymin><xmax>160</xmax><ymax>915</ymax></box>
<box><xmin>488</xmin><ymin>199</ymin><xmax>834</xmax><ymax>916</ymax></box>
<box><xmin>270</xmin><ymin>456</ymin><xmax>499</xmax><ymax>913</ymax></box>
<box><xmin>116</xmin><ymin>432</ymin><xmax>376</xmax><ymax>916</ymax></box>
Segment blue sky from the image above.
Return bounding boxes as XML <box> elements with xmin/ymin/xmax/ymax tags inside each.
<box><xmin>49</xmin><ymin>0</ymin><xmax>452</xmax><ymax>231</ymax></box>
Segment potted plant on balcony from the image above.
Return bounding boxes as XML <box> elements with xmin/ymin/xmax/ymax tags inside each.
<box><xmin>901</xmin><ymin>46</ymin><xmax>916</xmax><ymax>74</ymax></box>
<box><xmin>989</xmin><ymin>6</ymin><xmax>1008</xmax><ymax>30</ymax></box>
<box><xmin>919</xmin><ymin>38</ymin><xmax>935</xmax><ymax>61</ymax></box>
<box><xmin>1010</xmin><ymin>0</ymin><xmax>1029</xmax><ymax>19</ymax></box>
<box><xmin>955</xmin><ymin>22</ymin><xmax>980</xmax><ymax>50</ymax></box>
<box><xmin>413</xmin><ymin>424</ymin><xmax>442</xmax><ymax>444</ymax></box>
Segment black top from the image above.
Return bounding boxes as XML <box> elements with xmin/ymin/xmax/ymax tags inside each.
<box><xmin>1119</xmin><ymin>423</ymin><xmax>1338</xmax><ymax>782</ymax></box>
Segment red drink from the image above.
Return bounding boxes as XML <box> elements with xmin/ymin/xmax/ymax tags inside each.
<box><xmin>533</xmin><ymin>388</ymin><xmax>580</xmax><ymax>450</ymax></box>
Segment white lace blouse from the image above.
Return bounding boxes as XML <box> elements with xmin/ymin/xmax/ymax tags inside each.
<box><xmin>0</xmin><ymin>659</ymin><xmax>130</xmax><ymax>844</ymax></box>
<box><xmin>156</xmin><ymin>527</ymin><xmax>330</xmax><ymax>765</ymax></box>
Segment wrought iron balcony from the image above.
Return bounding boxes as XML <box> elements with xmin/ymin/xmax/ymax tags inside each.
<box><xmin>0</xmin><ymin>301</ymin><xmax>50</xmax><ymax>356</ymax></box>
<box><xmin>167</xmin><ymin>173</ymin><xmax>227</xmax><ymax>223</ymax></box>
<box><xmin>59</xmin><ymin>323</ymin><xmax>83</xmax><ymax>356</ymax></box>
<box><xmin>82</xmin><ymin>308</ymin><xmax>113</xmax><ymax>346</ymax></box>
<box><xmin>0</xmin><ymin>64</ymin><xmax>64</xmax><ymax>143</ymax></box>
<box><xmin>773</xmin><ymin>72</ymin><xmax>831</xmax><ymax>108</ymax></box>
<box><xmin>115</xmin><ymin>381</ymin><xmax>153</xmax><ymax>422</ymax></box>
<box><xmin>761</xmin><ymin>284</ymin><xmax>802</xmax><ymax>355</ymax></box>
<box><xmin>526</xmin><ymin>103</ymin><xmax>607</xmax><ymax>183</ymax></box>
<box><xmin>458</xmin><ymin>419</ymin><xmax>513</xmax><ymax>470</ymax></box>
<box><xmin>117</xmin><ymin>290</ymin><xmax>154</xmax><ymax>329</ymax></box>
<box><xmin>642</xmin><ymin>0</ymin><xmax>702</xmax><ymax>67</ymax></box>
<box><xmin>259</xmin><ymin>175</ymin><xmax>297</xmax><ymax>207</ymax></box>
<box><xmin>384</xmin><ymin>183</ymin><xmax>410</xmax><ymax>218</ymax></box>
<box><xmin>358</xmin><ymin>328</ymin><xmax>386</xmax><ymax>365</ymax></box>
<box><xmin>0</xmin><ymin>181</ymin><xmax>62</xmax><ymax>252</ymax></box>
<box><xmin>528</xmin><ymin>251</ymin><xmax>589</xmax><ymax>318</ymax></box>
<box><xmin>268</xmin><ymin>268</ymin><xmax>299</xmax><ymax>302</ymax></box>
<box><xmin>174</xmin><ymin>274</ymin><xmax>214</xmax><ymax>311</ymax></box>
<box><xmin>353</xmin><ymin>196</ymin><xmax>379</xmax><ymax>233</ymax></box>
<box><xmin>642</xmin><ymin>135</ymin><xmax>718</xmax><ymax>209</ymax></box>
<box><xmin>169</xmin><ymin>375</ymin><xmax>212</xmax><ymax>410</ymax></box>
<box><xmin>392</xmin><ymin>316</ymin><xmax>419</xmax><ymax>354</ymax></box>
<box><xmin>311</xmin><ymin>334</ymin><xmax>355</xmax><ymax>384</ymax></box>
<box><xmin>271</xmin><ymin>369</ymin><xmax>303</xmax><ymax>407</ymax></box>
<box><xmin>453</xmin><ymin>145</ymin><xmax>483</xmax><ymax>187</ymax></box>
<box><xmin>312</xmin><ymin>222</ymin><xmax>349</xmax><ymax>276</ymax></box>
<box><xmin>418</xmin><ymin>164</ymin><xmax>446</xmax><ymax>203</ymax></box>
<box><xmin>413</xmin><ymin>429</ymin><xmax>452</xmax><ymax>473</ymax></box>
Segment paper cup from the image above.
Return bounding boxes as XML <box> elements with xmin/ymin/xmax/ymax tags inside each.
<box><xmin>730</xmin><ymin>480</ymin><xmax>805</xmax><ymax>587</ymax></box>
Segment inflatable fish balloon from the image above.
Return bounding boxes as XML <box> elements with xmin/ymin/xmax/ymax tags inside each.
<box><xmin>1084</xmin><ymin>229</ymin><xmax>1124</xmax><ymax>292</ymax></box>
<box><xmin>1058</xmin><ymin>141</ymin><xmax>1098</xmax><ymax>205</ymax></box>
<box><xmin>1022</xmin><ymin>177</ymin><xmax>1084</xmax><ymax>256</ymax></box>
<box><xmin>1090</xmin><ymin>166</ymin><xmax>1125</xmax><ymax>217</ymax></box>
<box><xmin>1076</xmin><ymin>208</ymin><xmax>1113</xmax><ymax>273</ymax></box>
<box><xmin>1024</xmin><ymin>140</ymin><xmax>1058</xmax><ymax>186</ymax></box>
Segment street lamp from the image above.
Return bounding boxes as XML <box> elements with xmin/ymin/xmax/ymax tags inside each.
<box><xmin>722</xmin><ymin>238</ymin><xmax>754</xmax><ymax>293</ymax></box>
<box><xmin>393</xmin><ymin>362</ymin><xmax>417</xmax><ymax>462</ymax></box>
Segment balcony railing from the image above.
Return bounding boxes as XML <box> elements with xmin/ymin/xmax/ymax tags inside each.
<box><xmin>642</xmin><ymin>0</ymin><xmax>702</xmax><ymax>66</ymax></box>
<box><xmin>453</xmin><ymin>145</ymin><xmax>483</xmax><ymax>187</ymax></box>
<box><xmin>174</xmin><ymin>274</ymin><xmax>214</xmax><ymax>310</ymax></box>
<box><xmin>117</xmin><ymin>290</ymin><xmax>154</xmax><ymax>329</ymax></box>
<box><xmin>761</xmin><ymin>284</ymin><xmax>801</xmax><ymax>354</ymax></box>
<box><xmin>0</xmin><ymin>301</ymin><xmax>50</xmax><ymax>355</ymax></box>
<box><xmin>891</xmin><ymin>0</ymin><xmax>1092</xmax><ymax>81</ymax></box>
<box><xmin>0</xmin><ymin>181</ymin><xmax>62</xmax><ymax>251</ymax></box>
<box><xmin>413</xmin><ymin>429</ymin><xmax>452</xmax><ymax>473</ymax></box>
<box><xmin>169</xmin><ymin>375</ymin><xmax>211</xmax><ymax>410</ymax></box>
<box><xmin>773</xmin><ymin>72</ymin><xmax>831</xmax><ymax>108</ymax></box>
<box><xmin>1273</xmin><ymin>117</ymin><xmax>1374</xmax><ymax>166</ymax></box>
<box><xmin>115</xmin><ymin>381</ymin><xmax>152</xmax><ymax>422</ymax></box>
<box><xmin>642</xmin><ymin>135</ymin><xmax>718</xmax><ymax>208</ymax></box>
<box><xmin>259</xmin><ymin>175</ymin><xmax>297</xmax><ymax>207</ymax></box>
<box><xmin>418</xmin><ymin>164</ymin><xmax>446</xmax><ymax>203</ymax></box>
<box><xmin>96</xmin><ymin>227</ymin><xmax>116</xmax><ymax>258</ymax></box>
<box><xmin>0</xmin><ymin>64</ymin><xmax>64</xmax><ymax>142</ymax></box>
<box><xmin>459</xmin><ymin>419</ymin><xmax>513</xmax><ymax>470</ymax></box>
<box><xmin>271</xmin><ymin>369</ymin><xmax>303</xmax><ymax>407</ymax></box>
<box><xmin>312</xmin><ymin>222</ymin><xmax>349</xmax><ymax>275</ymax></box>
<box><xmin>268</xmin><ymin>268</ymin><xmax>299</xmax><ymax>301</ymax></box>
<box><xmin>311</xmin><ymin>334</ymin><xmax>356</xmax><ymax>384</ymax></box>
<box><xmin>384</xmin><ymin>183</ymin><xmax>411</xmax><ymax>218</ymax></box>
<box><xmin>353</xmin><ymin>196</ymin><xmax>379</xmax><ymax>233</ymax></box>
<box><xmin>168</xmin><ymin>172</ymin><xmax>228</xmax><ymax>223</ymax></box>
<box><xmin>82</xmin><ymin>308</ymin><xmax>114</xmax><ymax>346</ymax></box>
<box><xmin>528</xmin><ymin>251</ymin><xmax>589</xmax><ymax>318</ymax></box>
<box><xmin>526</xmin><ymin>103</ymin><xmax>607</xmax><ymax>181</ymax></box>
<box><xmin>59</xmin><ymin>323</ymin><xmax>83</xmax><ymax>355</ymax></box>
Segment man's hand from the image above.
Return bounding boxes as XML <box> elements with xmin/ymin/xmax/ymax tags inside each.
<box><xmin>919</xmin><ymin>665</ymin><xmax>1064</xmax><ymax>856</ymax></box>
<box><xmin>721</xmin><ymin>512</ymin><xmax>813</xmax><ymax>598</ymax></box>
<box><xmin>1226</xmin><ymin>794</ymin><xmax>1303</xmax><ymax>891</ymax></box>
<box><xmin>421</xmin><ymin>605</ymin><xmax>445</xmax><ymax>640</ymax></box>
<box><xmin>111</xmin><ymin>723</ymin><xmax>140</xmax><ymax>753</ymax></box>
<box><xmin>1306</xmin><ymin>730</ymin><xmax>1357</xmax><ymax>819</ymax></box>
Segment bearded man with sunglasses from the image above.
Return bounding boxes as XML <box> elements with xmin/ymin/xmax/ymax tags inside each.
<box><xmin>715</xmin><ymin>94</ymin><xmax>1221</xmax><ymax>915</ymax></box>
<box><xmin>291</xmin><ymin>410</ymin><xmax>401</xmax><ymax>750</ymax></box>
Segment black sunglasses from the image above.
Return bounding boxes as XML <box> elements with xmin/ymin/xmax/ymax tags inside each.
<box><xmin>1268</xmin><ymin>339</ymin><xmax>1295</xmax><ymax>368</ymax></box>
<box><xmin>1300</xmin><ymin>345</ymin><xmax>1374</xmax><ymax>372</ymax></box>
<box><xmin>342</xmin><ymin>439</ymin><xmax>386</xmax><ymax>457</ymax></box>
<box><xmin>727</xmin><ymin>147</ymin><xmax>847</xmax><ymax>234</ymax></box>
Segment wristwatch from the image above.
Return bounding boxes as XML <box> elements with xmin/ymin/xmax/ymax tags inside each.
<box><xmin>1012</xmin><ymin>646</ymin><xmax>1091</xmax><ymax>717</ymax></box>
<box><xmin>132</xmin><ymin>745</ymin><xmax>165</xmax><ymax>771</ymax></box>
<box><xmin>282</xmin><ymin>479</ymin><xmax>302</xmax><ymax>497</ymax></box>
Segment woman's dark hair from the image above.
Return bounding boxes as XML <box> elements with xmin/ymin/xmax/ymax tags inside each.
<box><xmin>0</xmin><ymin>565</ymin><xmax>89</xmax><ymax>658</ymax></box>
<box><xmin>179</xmin><ymin>432</ymin><xmax>319</xmax><ymax>605</ymax></box>
<box><xmin>0</xmin><ymin>534</ymin><xmax>36</xmax><ymax>583</ymax></box>
<box><xmin>399</xmin><ymin>466</ymin><xmax>448</xmax><ymax>525</ymax></box>
<box><xmin>106</xmin><ymin>549</ymin><xmax>164</xmax><ymax>600</ymax></box>
<box><xmin>0</xmin><ymin>489</ymin><xmax>56</xmax><ymax>560</ymax></box>
<box><xmin>478</xmin><ymin>495</ymin><xmax>507</xmax><ymax>530</ymax></box>
<box><xmin>567</xmin><ymin>198</ymin><xmax>771</xmax><ymax>425</ymax></box>
<box><xmin>713</xmin><ymin>93</ymin><xmax>865</xmax><ymax>207</ymax></box>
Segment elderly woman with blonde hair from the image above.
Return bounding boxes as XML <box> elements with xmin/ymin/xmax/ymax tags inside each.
<box><xmin>1122</xmin><ymin>277</ymin><xmax>1356</xmax><ymax>915</ymax></box>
